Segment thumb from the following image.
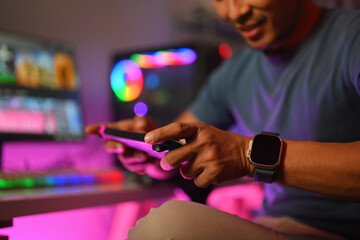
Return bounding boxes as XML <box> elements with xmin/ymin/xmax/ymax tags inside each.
<box><xmin>85</xmin><ymin>124</ymin><xmax>102</xmax><ymax>134</ymax></box>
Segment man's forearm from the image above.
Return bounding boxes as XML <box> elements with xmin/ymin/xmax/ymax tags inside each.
<box><xmin>276</xmin><ymin>140</ymin><xmax>360</xmax><ymax>202</ymax></box>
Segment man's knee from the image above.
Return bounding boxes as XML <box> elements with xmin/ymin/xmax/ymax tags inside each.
<box><xmin>126</xmin><ymin>200</ymin><xmax>283</xmax><ymax>240</ymax></box>
<box><xmin>127</xmin><ymin>200</ymin><xmax>194</xmax><ymax>239</ymax></box>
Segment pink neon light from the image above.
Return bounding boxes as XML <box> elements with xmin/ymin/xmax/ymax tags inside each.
<box><xmin>107</xmin><ymin>188</ymin><xmax>190</xmax><ymax>240</ymax></box>
<box><xmin>207</xmin><ymin>183</ymin><xmax>264</xmax><ymax>220</ymax></box>
<box><xmin>46</xmin><ymin>113</ymin><xmax>58</xmax><ymax>133</ymax></box>
<box><xmin>108</xmin><ymin>201</ymin><xmax>143</xmax><ymax>240</ymax></box>
<box><xmin>0</xmin><ymin>110</ymin><xmax>48</xmax><ymax>133</ymax></box>
<box><xmin>0</xmin><ymin>207</ymin><xmax>114</xmax><ymax>240</ymax></box>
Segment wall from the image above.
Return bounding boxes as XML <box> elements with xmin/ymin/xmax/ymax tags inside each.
<box><xmin>0</xmin><ymin>0</ymin><xmax>175</xmax><ymax>239</ymax></box>
<box><xmin>0</xmin><ymin>0</ymin><xmax>173</xmax><ymax>126</ymax></box>
<box><xmin>0</xmin><ymin>0</ymin><xmax>177</xmax><ymax>169</ymax></box>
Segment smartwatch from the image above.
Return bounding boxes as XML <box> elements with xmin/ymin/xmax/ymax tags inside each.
<box><xmin>246</xmin><ymin>132</ymin><xmax>283</xmax><ymax>183</ymax></box>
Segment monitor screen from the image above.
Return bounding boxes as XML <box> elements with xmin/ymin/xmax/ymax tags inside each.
<box><xmin>111</xmin><ymin>44</ymin><xmax>224</xmax><ymax>126</ymax></box>
<box><xmin>0</xmin><ymin>29</ymin><xmax>84</xmax><ymax>141</ymax></box>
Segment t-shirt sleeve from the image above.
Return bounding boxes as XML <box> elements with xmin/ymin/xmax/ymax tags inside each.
<box><xmin>189</xmin><ymin>63</ymin><xmax>235</xmax><ymax>129</ymax></box>
<box><xmin>348</xmin><ymin>21</ymin><xmax>360</xmax><ymax>95</ymax></box>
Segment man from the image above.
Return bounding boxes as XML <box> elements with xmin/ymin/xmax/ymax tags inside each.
<box><xmin>86</xmin><ymin>0</ymin><xmax>360</xmax><ymax>239</ymax></box>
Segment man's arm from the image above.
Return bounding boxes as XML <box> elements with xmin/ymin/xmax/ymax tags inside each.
<box><xmin>145</xmin><ymin>121</ymin><xmax>360</xmax><ymax>202</ymax></box>
<box><xmin>276</xmin><ymin>139</ymin><xmax>360</xmax><ymax>202</ymax></box>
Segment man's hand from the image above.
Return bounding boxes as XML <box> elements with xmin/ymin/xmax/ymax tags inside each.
<box><xmin>85</xmin><ymin>116</ymin><xmax>175</xmax><ymax>179</ymax></box>
<box><xmin>144</xmin><ymin>121</ymin><xmax>253</xmax><ymax>187</ymax></box>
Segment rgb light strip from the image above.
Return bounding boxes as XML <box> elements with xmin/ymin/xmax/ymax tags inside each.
<box><xmin>129</xmin><ymin>48</ymin><xmax>197</xmax><ymax>68</ymax></box>
<box><xmin>0</xmin><ymin>170</ymin><xmax>123</xmax><ymax>189</ymax></box>
<box><xmin>110</xmin><ymin>48</ymin><xmax>197</xmax><ymax>102</ymax></box>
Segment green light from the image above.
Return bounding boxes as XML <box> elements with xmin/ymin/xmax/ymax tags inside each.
<box><xmin>13</xmin><ymin>178</ymin><xmax>23</xmax><ymax>187</ymax></box>
<box><xmin>0</xmin><ymin>179</ymin><xmax>7</xmax><ymax>188</ymax></box>
<box><xmin>23</xmin><ymin>178</ymin><xmax>35</xmax><ymax>188</ymax></box>
<box><xmin>35</xmin><ymin>178</ymin><xmax>47</xmax><ymax>186</ymax></box>
<box><xmin>129</xmin><ymin>54</ymin><xmax>142</xmax><ymax>64</ymax></box>
<box><xmin>0</xmin><ymin>179</ymin><xmax>13</xmax><ymax>189</ymax></box>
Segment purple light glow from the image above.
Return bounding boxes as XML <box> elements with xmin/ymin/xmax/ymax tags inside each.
<box><xmin>108</xmin><ymin>201</ymin><xmax>143</xmax><ymax>240</ymax></box>
<box><xmin>177</xmin><ymin>48</ymin><xmax>197</xmax><ymax>64</ymax></box>
<box><xmin>0</xmin><ymin>206</ymin><xmax>114</xmax><ymax>240</ymax></box>
<box><xmin>133</xmin><ymin>102</ymin><xmax>148</xmax><ymax>117</ymax></box>
<box><xmin>206</xmin><ymin>182</ymin><xmax>264</xmax><ymax>220</ymax></box>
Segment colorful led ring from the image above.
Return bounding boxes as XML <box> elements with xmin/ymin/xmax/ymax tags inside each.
<box><xmin>110</xmin><ymin>59</ymin><xmax>144</xmax><ymax>102</ymax></box>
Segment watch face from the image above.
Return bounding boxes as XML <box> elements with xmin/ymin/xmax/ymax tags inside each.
<box><xmin>250</xmin><ymin>134</ymin><xmax>282</xmax><ymax>166</ymax></box>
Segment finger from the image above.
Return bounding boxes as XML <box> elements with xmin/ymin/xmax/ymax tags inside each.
<box><xmin>194</xmin><ymin>169</ymin><xmax>214</xmax><ymax>188</ymax></box>
<box><xmin>85</xmin><ymin>123</ymin><xmax>104</xmax><ymax>134</ymax></box>
<box><xmin>104</xmin><ymin>140</ymin><xmax>125</xmax><ymax>153</ymax></box>
<box><xmin>120</xmin><ymin>160</ymin><xmax>146</xmax><ymax>173</ymax></box>
<box><xmin>145</xmin><ymin>122</ymin><xmax>200</xmax><ymax>144</ymax></box>
<box><xmin>159</xmin><ymin>143</ymin><xmax>197</xmax><ymax>170</ymax></box>
<box><xmin>180</xmin><ymin>161</ymin><xmax>203</xmax><ymax>180</ymax></box>
<box><xmin>105</xmin><ymin>139</ymin><xmax>149</xmax><ymax>161</ymax></box>
<box><xmin>86</xmin><ymin>117</ymin><xmax>157</xmax><ymax>136</ymax></box>
<box><xmin>85</xmin><ymin>121</ymin><xmax>129</xmax><ymax>134</ymax></box>
<box><xmin>120</xmin><ymin>151</ymin><xmax>148</xmax><ymax>164</ymax></box>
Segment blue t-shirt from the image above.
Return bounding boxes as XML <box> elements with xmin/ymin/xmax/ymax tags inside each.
<box><xmin>190</xmin><ymin>8</ymin><xmax>360</xmax><ymax>239</ymax></box>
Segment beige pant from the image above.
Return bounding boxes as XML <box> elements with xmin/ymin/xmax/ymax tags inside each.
<box><xmin>127</xmin><ymin>200</ymin><xmax>344</xmax><ymax>240</ymax></box>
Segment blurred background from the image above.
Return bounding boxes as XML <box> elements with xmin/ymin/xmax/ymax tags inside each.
<box><xmin>0</xmin><ymin>0</ymin><xmax>358</xmax><ymax>239</ymax></box>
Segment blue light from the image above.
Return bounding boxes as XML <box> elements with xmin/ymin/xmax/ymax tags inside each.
<box><xmin>145</xmin><ymin>73</ymin><xmax>160</xmax><ymax>90</ymax></box>
<box><xmin>81</xmin><ymin>174</ymin><xmax>97</xmax><ymax>184</ymax></box>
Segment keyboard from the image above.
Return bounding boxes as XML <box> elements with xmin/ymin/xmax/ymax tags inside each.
<box><xmin>0</xmin><ymin>169</ymin><xmax>124</xmax><ymax>190</ymax></box>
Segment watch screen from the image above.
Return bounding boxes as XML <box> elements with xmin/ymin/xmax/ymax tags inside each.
<box><xmin>251</xmin><ymin>134</ymin><xmax>282</xmax><ymax>165</ymax></box>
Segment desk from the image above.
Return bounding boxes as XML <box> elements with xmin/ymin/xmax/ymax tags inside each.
<box><xmin>0</xmin><ymin>182</ymin><xmax>175</xmax><ymax>239</ymax></box>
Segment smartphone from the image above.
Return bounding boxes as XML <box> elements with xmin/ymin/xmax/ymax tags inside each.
<box><xmin>98</xmin><ymin>125</ymin><xmax>183</xmax><ymax>159</ymax></box>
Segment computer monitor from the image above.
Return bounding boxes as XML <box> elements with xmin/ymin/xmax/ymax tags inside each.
<box><xmin>110</xmin><ymin>43</ymin><xmax>227</xmax><ymax>201</ymax></box>
<box><xmin>111</xmin><ymin>43</ymin><xmax>226</xmax><ymax>126</ymax></box>
<box><xmin>0</xmin><ymin>29</ymin><xmax>85</xmax><ymax>143</ymax></box>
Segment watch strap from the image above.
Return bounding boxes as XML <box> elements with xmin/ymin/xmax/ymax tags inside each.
<box><xmin>261</xmin><ymin>131</ymin><xmax>279</xmax><ymax>136</ymax></box>
<box><xmin>254</xmin><ymin>167</ymin><xmax>277</xmax><ymax>183</ymax></box>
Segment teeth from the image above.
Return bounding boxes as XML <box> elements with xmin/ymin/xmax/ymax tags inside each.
<box><xmin>240</xmin><ymin>19</ymin><xmax>264</xmax><ymax>31</ymax></box>
<box><xmin>243</xmin><ymin>25</ymin><xmax>255</xmax><ymax>31</ymax></box>
<box><xmin>240</xmin><ymin>22</ymin><xmax>258</xmax><ymax>31</ymax></box>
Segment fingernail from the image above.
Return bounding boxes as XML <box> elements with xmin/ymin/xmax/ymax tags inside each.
<box><xmin>160</xmin><ymin>158</ymin><xmax>173</xmax><ymax>171</ymax></box>
<box><xmin>116</xmin><ymin>143</ymin><xmax>124</xmax><ymax>153</ymax></box>
<box><xmin>144</xmin><ymin>133</ymin><xmax>153</xmax><ymax>143</ymax></box>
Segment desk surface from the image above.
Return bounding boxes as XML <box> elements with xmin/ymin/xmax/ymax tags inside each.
<box><xmin>0</xmin><ymin>182</ymin><xmax>175</xmax><ymax>221</ymax></box>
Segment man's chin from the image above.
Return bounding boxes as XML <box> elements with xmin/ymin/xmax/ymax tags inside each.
<box><xmin>244</xmin><ymin>38</ymin><xmax>283</xmax><ymax>53</ymax></box>
<box><xmin>245</xmin><ymin>40</ymin><xmax>268</xmax><ymax>51</ymax></box>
